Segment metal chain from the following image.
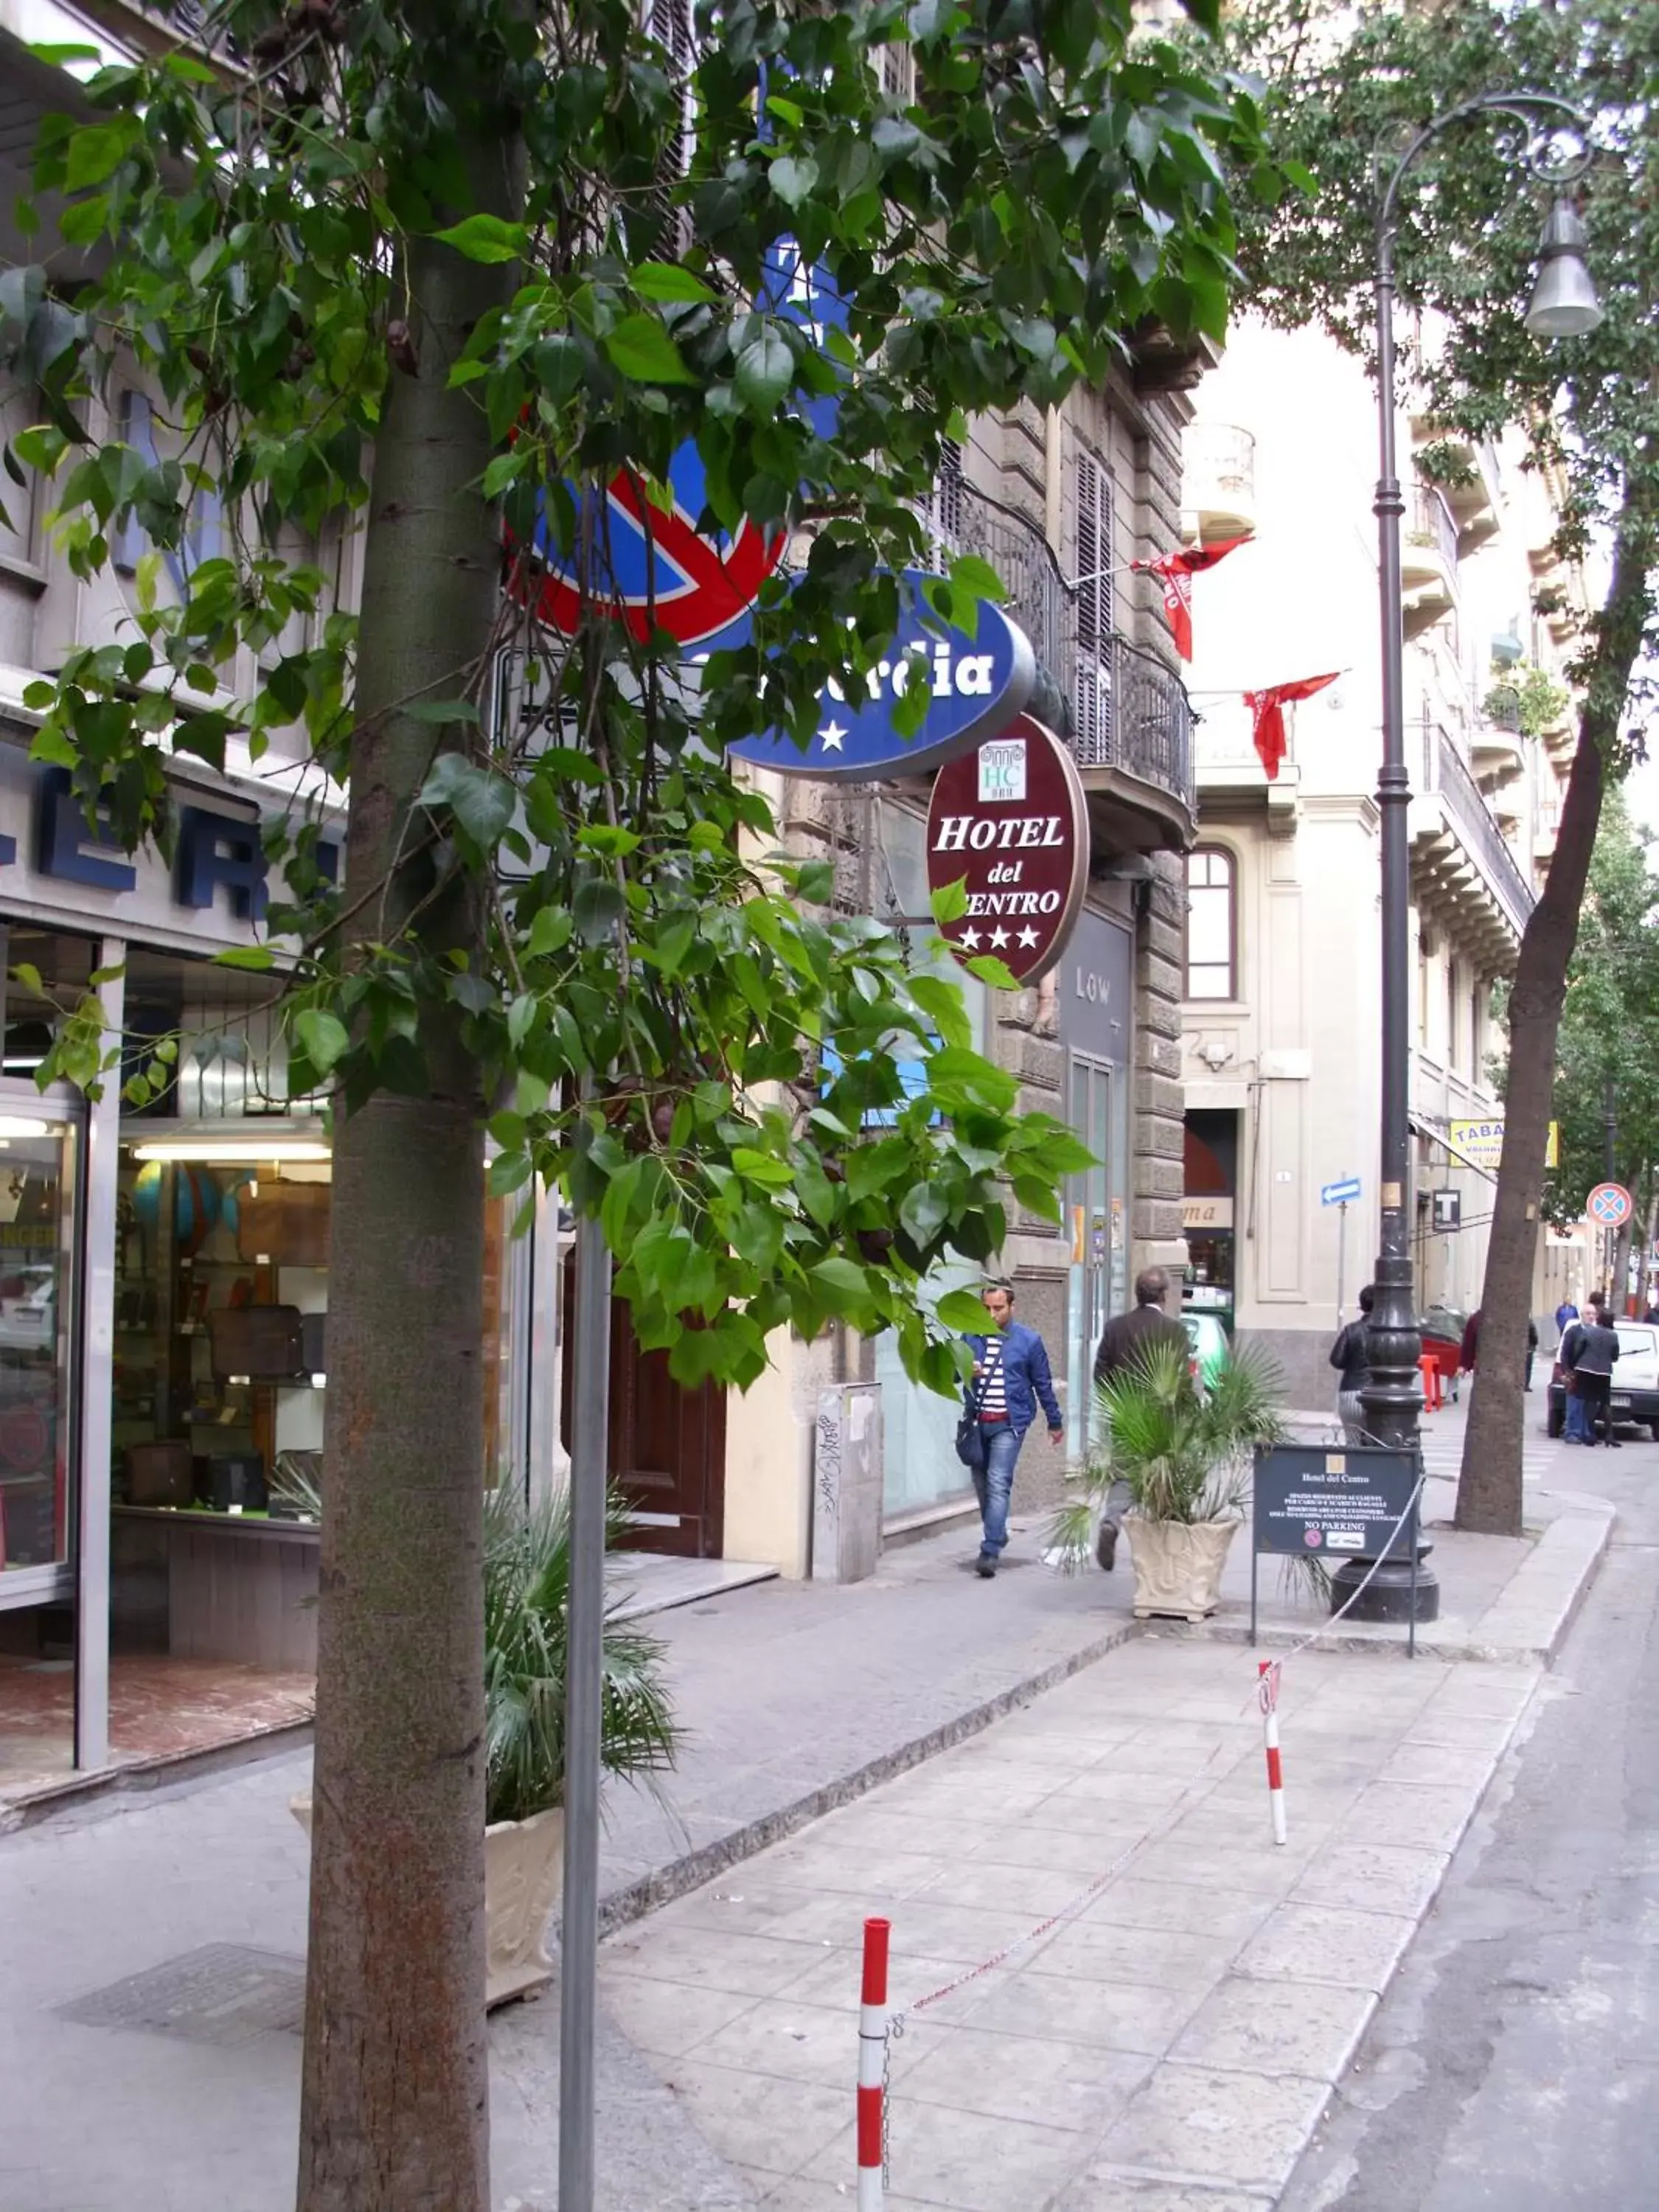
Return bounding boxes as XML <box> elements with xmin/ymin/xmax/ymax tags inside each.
<box><xmin>883</xmin><ymin>2012</ymin><xmax>905</xmax><ymax>2186</ymax></box>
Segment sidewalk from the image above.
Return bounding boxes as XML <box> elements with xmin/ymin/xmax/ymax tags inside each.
<box><xmin>0</xmin><ymin>1409</ymin><xmax>1613</xmax><ymax>2211</ymax></box>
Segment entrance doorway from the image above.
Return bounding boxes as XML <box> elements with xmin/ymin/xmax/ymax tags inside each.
<box><xmin>1064</xmin><ymin>1055</ymin><xmax>1126</xmax><ymax>1460</ymax></box>
<box><xmin>560</xmin><ymin>1270</ymin><xmax>727</xmax><ymax>1559</ymax></box>
<box><xmin>1183</xmin><ymin>1110</ymin><xmax>1237</xmax><ymax>1333</ymax></box>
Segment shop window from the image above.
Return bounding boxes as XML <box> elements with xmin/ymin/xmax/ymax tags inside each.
<box><xmin>1184</xmin><ymin>846</ymin><xmax>1236</xmax><ymax>1001</ymax></box>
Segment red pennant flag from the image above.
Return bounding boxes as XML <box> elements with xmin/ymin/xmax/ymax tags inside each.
<box><xmin>1131</xmin><ymin>535</ymin><xmax>1250</xmax><ymax>661</ymax></box>
<box><xmin>1245</xmin><ymin>672</ymin><xmax>1340</xmax><ymax>780</ymax></box>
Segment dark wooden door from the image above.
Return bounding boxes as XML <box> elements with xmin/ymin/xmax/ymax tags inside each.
<box><xmin>560</xmin><ymin>1265</ymin><xmax>726</xmax><ymax>1558</ymax></box>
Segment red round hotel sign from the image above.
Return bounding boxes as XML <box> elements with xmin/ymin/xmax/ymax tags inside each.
<box><xmin>925</xmin><ymin>714</ymin><xmax>1089</xmax><ymax>986</ymax></box>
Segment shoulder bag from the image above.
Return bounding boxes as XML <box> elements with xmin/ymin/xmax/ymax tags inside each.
<box><xmin>954</xmin><ymin>1339</ymin><xmax>1001</xmax><ymax>1470</ymax></box>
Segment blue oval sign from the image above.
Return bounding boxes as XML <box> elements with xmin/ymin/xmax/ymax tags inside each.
<box><xmin>708</xmin><ymin>574</ymin><xmax>1037</xmax><ymax>782</ymax></box>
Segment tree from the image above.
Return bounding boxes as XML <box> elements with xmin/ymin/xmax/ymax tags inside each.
<box><xmin>2</xmin><ymin>2</ymin><xmax>1265</xmax><ymax>2202</ymax></box>
<box><xmin>1540</xmin><ymin>792</ymin><xmax>1659</xmax><ymax>1299</ymax></box>
<box><xmin>1228</xmin><ymin>0</ymin><xmax>1659</xmax><ymax>1535</ymax></box>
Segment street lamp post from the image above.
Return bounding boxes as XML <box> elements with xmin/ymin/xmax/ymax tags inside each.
<box><xmin>1348</xmin><ymin>95</ymin><xmax>1601</xmax><ymax>1623</ymax></box>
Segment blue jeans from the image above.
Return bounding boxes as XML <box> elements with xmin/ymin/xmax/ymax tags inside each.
<box><xmin>972</xmin><ymin>1423</ymin><xmax>1023</xmax><ymax>1557</ymax></box>
<box><xmin>1565</xmin><ymin>1382</ymin><xmax>1591</xmax><ymax>1441</ymax></box>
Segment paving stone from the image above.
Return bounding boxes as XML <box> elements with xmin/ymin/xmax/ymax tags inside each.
<box><xmin>1169</xmin><ymin>1974</ymin><xmax>1377</xmax><ymax>2083</ymax></box>
<box><xmin>1093</xmin><ymin>2062</ymin><xmax>1332</xmax><ymax>2191</ymax></box>
<box><xmin>1049</xmin><ymin>2174</ymin><xmax>1276</xmax><ymax>2211</ymax></box>
<box><xmin>1338</xmin><ymin>1779</ymin><xmax>1483</xmax><ymax>1854</ymax></box>
<box><xmin>805</xmin><ymin>2096</ymin><xmax>1096</xmax><ymax>2212</ymax></box>
<box><xmin>656</xmin><ymin>2061</ymin><xmax>848</xmax><ymax>2180</ymax></box>
<box><xmin>599</xmin><ymin>1974</ymin><xmax>762</xmax><ymax>2060</ymax></box>
<box><xmin>1291</xmin><ymin>1841</ymin><xmax>1449</xmax><ymax>1919</ymax></box>
<box><xmin>894</xmin><ymin>2024</ymin><xmax>1152</xmax><ymax>2132</ymax></box>
<box><xmin>1233</xmin><ymin>1902</ymin><xmax>1416</xmax><ymax>1992</ymax></box>
<box><xmin>959</xmin><ymin>1961</ymin><xmax>1205</xmax><ymax>2056</ymax></box>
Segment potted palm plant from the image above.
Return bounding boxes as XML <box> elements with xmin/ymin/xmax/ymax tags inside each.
<box><xmin>291</xmin><ymin>1478</ymin><xmax>681</xmax><ymax>2006</ymax></box>
<box><xmin>1050</xmin><ymin>1338</ymin><xmax>1286</xmax><ymax>1621</ymax></box>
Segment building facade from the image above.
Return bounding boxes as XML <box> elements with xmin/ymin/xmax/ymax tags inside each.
<box><xmin>0</xmin><ymin>3</ymin><xmax>1209</xmax><ymax>1793</ymax></box>
<box><xmin>1175</xmin><ymin>318</ymin><xmax>1581</xmax><ymax>1408</ymax></box>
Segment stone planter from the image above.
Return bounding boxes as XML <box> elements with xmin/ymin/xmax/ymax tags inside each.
<box><xmin>288</xmin><ymin>1795</ymin><xmax>565</xmax><ymax>2009</ymax></box>
<box><xmin>1124</xmin><ymin>1516</ymin><xmax>1239</xmax><ymax>1622</ymax></box>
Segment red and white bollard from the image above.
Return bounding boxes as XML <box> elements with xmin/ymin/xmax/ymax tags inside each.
<box><xmin>858</xmin><ymin>1917</ymin><xmax>890</xmax><ymax>2212</ymax></box>
<box><xmin>1258</xmin><ymin>1660</ymin><xmax>1287</xmax><ymax>1846</ymax></box>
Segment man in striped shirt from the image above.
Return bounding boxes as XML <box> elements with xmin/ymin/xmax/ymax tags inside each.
<box><xmin>963</xmin><ymin>1280</ymin><xmax>1065</xmax><ymax>1579</ymax></box>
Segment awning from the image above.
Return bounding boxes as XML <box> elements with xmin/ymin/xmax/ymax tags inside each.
<box><xmin>1410</xmin><ymin>1114</ymin><xmax>1498</xmax><ymax>1185</ymax></box>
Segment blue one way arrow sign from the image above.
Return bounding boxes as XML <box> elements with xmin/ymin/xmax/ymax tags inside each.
<box><xmin>1321</xmin><ymin>1177</ymin><xmax>1363</xmax><ymax>1207</ymax></box>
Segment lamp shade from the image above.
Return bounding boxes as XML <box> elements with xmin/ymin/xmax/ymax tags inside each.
<box><xmin>1523</xmin><ymin>198</ymin><xmax>1603</xmax><ymax>339</ymax></box>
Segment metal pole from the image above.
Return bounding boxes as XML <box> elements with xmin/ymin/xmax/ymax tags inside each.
<box><xmin>1336</xmin><ymin>1200</ymin><xmax>1348</xmax><ymax>1326</ymax></box>
<box><xmin>1352</xmin><ymin>201</ymin><xmax>1438</xmax><ymax>1621</ymax></box>
<box><xmin>558</xmin><ymin>1203</ymin><xmax>612</xmax><ymax>2212</ymax></box>
<box><xmin>74</xmin><ymin>936</ymin><xmax>125</xmax><ymax>1770</ymax></box>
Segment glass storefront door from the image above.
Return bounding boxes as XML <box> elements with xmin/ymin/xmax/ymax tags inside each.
<box><xmin>1063</xmin><ymin>1055</ymin><xmax>1124</xmax><ymax>1462</ymax></box>
<box><xmin>0</xmin><ymin>1102</ymin><xmax>79</xmax><ymax>1596</ymax></box>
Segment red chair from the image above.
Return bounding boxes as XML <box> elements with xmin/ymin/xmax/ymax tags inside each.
<box><xmin>1418</xmin><ymin>1355</ymin><xmax>1443</xmax><ymax>1412</ymax></box>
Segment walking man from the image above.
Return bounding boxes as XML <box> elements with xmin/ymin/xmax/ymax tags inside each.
<box><xmin>961</xmin><ymin>1279</ymin><xmax>1063</xmax><ymax>1579</ymax></box>
<box><xmin>1091</xmin><ymin>1266</ymin><xmax>1189</xmax><ymax>1570</ymax></box>
<box><xmin>1561</xmin><ymin>1293</ymin><xmax>1621</xmax><ymax>1446</ymax></box>
<box><xmin>1329</xmin><ymin>1284</ymin><xmax>1375</xmax><ymax>1446</ymax></box>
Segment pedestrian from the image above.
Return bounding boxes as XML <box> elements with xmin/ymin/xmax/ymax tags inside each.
<box><xmin>1555</xmin><ymin>1295</ymin><xmax>1579</xmax><ymax>1339</ymax></box>
<box><xmin>1329</xmin><ymin>1284</ymin><xmax>1375</xmax><ymax>1446</ymax></box>
<box><xmin>1091</xmin><ymin>1266</ymin><xmax>1189</xmax><ymax>1569</ymax></box>
<box><xmin>1646</xmin><ymin>1298</ymin><xmax>1659</xmax><ymax>1326</ymax></box>
<box><xmin>1560</xmin><ymin>1293</ymin><xmax>1621</xmax><ymax>1447</ymax></box>
<box><xmin>1461</xmin><ymin>1307</ymin><xmax>1540</xmax><ymax>1389</ymax></box>
<box><xmin>959</xmin><ymin>1279</ymin><xmax>1063</xmax><ymax>1579</ymax></box>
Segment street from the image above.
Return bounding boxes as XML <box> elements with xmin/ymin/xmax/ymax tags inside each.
<box><xmin>1284</xmin><ymin>1430</ymin><xmax>1659</xmax><ymax>2212</ymax></box>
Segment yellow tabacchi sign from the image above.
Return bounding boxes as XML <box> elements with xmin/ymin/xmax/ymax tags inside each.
<box><xmin>1448</xmin><ymin>1117</ymin><xmax>1560</xmax><ymax>1172</ymax></box>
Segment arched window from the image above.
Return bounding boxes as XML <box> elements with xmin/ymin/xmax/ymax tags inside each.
<box><xmin>1185</xmin><ymin>847</ymin><xmax>1236</xmax><ymax>1001</ymax></box>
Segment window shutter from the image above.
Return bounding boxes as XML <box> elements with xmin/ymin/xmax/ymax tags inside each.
<box><xmin>1072</xmin><ymin>450</ymin><xmax>1115</xmax><ymax>763</ymax></box>
<box><xmin>925</xmin><ymin>437</ymin><xmax>964</xmax><ymax>557</ymax></box>
<box><xmin>644</xmin><ymin>0</ymin><xmax>697</xmax><ymax>251</ymax></box>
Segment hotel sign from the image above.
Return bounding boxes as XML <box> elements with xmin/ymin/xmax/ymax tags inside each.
<box><xmin>925</xmin><ymin>715</ymin><xmax>1088</xmax><ymax>987</ymax></box>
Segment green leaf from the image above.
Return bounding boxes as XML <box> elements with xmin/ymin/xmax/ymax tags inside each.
<box><xmin>809</xmin><ymin>1256</ymin><xmax>877</xmax><ymax>1317</ymax></box>
<box><xmin>963</xmin><ymin>953</ymin><xmax>1020</xmax><ymax>991</ymax></box>
<box><xmin>603</xmin><ymin>315</ymin><xmax>698</xmax><ymax>386</ymax></box>
<box><xmin>930</xmin><ymin>876</ymin><xmax>970</xmax><ymax>925</ymax></box>
<box><xmin>418</xmin><ymin>754</ymin><xmax>515</xmax><ymax>846</ymax></box>
<box><xmin>405</xmin><ymin>698</ymin><xmax>481</xmax><ymax>726</ymax></box>
<box><xmin>433</xmin><ymin>214</ymin><xmax>527</xmax><ymax>263</ymax></box>
<box><xmin>571</xmin><ymin>876</ymin><xmax>625</xmax><ymax>943</ymax></box>
<box><xmin>900</xmin><ymin>1180</ymin><xmax>949</xmax><ymax>1245</ymax></box>
<box><xmin>936</xmin><ymin>1288</ymin><xmax>993</xmax><ymax>1332</ymax></box>
<box><xmin>63</xmin><ymin>122</ymin><xmax>131</xmax><ymax>192</ymax></box>
<box><xmin>771</xmin><ymin>156</ymin><xmax>819</xmax><ymax>210</ymax></box>
<box><xmin>734</xmin><ymin>329</ymin><xmax>795</xmax><ymax>414</ymax></box>
<box><xmin>294</xmin><ymin>1008</ymin><xmax>349</xmax><ymax>1077</ymax></box>
<box><xmin>731</xmin><ymin>1146</ymin><xmax>796</xmax><ymax>1189</ymax></box>
<box><xmin>633</xmin><ymin>262</ymin><xmax>717</xmax><ymax>303</ymax></box>
<box><xmin>213</xmin><ymin>946</ymin><xmax>276</xmax><ymax>970</ymax></box>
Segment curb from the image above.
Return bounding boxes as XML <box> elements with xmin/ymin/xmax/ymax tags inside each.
<box><xmin>591</xmin><ymin>1616</ymin><xmax>1141</xmax><ymax>1938</ymax></box>
<box><xmin>0</xmin><ymin>1717</ymin><xmax>315</xmax><ymax>1837</ymax></box>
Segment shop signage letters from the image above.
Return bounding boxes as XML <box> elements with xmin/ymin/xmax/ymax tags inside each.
<box><xmin>925</xmin><ymin>715</ymin><xmax>1088</xmax><ymax>987</ymax></box>
<box><xmin>1</xmin><ymin>759</ymin><xmax>338</xmax><ymax>929</ymax></box>
<box><xmin>717</xmin><ymin>573</ymin><xmax>1037</xmax><ymax>783</ymax></box>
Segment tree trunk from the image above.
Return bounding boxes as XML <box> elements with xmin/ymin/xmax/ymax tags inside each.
<box><xmin>1613</xmin><ymin>1218</ymin><xmax>1634</xmax><ymax>1317</ymax></box>
<box><xmin>296</xmin><ymin>120</ymin><xmax>524</xmax><ymax>2212</ymax></box>
<box><xmin>1457</xmin><ymin>509</ymin><xmax>1655</xmax><ymax>1534</ymax></box>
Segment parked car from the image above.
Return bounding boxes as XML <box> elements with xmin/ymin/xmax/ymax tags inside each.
<box><xmin>1546</xmin><ymin>1320</ymin><xmax>1659</xmax><ymax>1439</ymax></box>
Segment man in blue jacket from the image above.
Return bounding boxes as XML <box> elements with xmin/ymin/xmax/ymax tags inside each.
<box><xmin>962</xmin><ymin>1279</ymin><xmax>1064</xmax><ymax>1578</ymax></box>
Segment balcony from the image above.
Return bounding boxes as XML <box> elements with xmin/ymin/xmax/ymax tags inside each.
<box><xmin>1470</xmin><ymin>686</ymin><xmax>1526</xmax><ymax>791</ymax></box>
<box><xmin>1181</xmin><ymin>424</ymin><xmax>1257</xmax><ymax>544</ymax></box>
<box><xmin>1401</xmin><ymin>487</ymin><xmax>1458</xmax><ymax>628</ymax></box>
<box><xmin>1410</xmin><ymin>719</ymin><xmax>1535</xmax><ymax>967</ymax></box>
<box><xmin>1411</xmin><ymin>421</ymin><xmax>1503</xmax><ymax>551</ymax></box>
<box><xmin>945</xmin><ymin>485</ymin><xmax>1196</xmax><ymax>852</ymax></box>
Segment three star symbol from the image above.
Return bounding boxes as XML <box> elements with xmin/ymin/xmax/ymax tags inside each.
<box><xmin>1017</xmin><ymin>925</ymin><xmax>1040</xmax><ymax>949</ymax></box>
<box><xmin>989</xmin><ymin>927</ymin><xmax>1011</xmax><ymax>950</ymax></box>
<box><xmin>958</xmin><ymin>926</ymin><xmax>983</xmax><ymax>950</ymax></box>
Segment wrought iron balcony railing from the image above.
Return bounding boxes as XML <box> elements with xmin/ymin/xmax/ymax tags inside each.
<box><xmin>936</xmin><ymin>483</ymin><xmax>1194</xmax><ymax>818</ymax></box>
